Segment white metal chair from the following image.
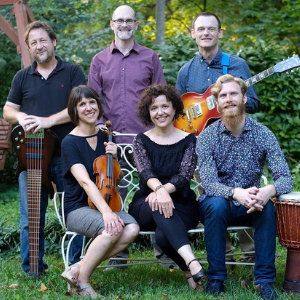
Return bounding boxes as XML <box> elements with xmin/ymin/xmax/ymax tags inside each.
<box><xmin>54</xmin><ymin>135</ymin><xmax>267</xmax><ymax>271</ymax></box>
<box><xmin>53</xmin><ymin>192</ymin><xmax>90</xmax><ymax>270</ymax></box>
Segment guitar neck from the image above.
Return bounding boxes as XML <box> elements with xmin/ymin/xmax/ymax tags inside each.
<box><xmin>245</xmin><ymin>67</ymin><xmax>274</xmax><ymax>87</ymax></box>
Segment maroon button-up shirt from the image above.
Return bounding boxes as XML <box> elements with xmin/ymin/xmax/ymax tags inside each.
<box><xmin>88</xmin><ymin>41</ymin><xmax>166</xmax><ymax>143</ymax></box>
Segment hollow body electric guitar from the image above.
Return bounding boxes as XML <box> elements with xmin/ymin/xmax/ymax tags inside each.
<box><xmin>11</xmin><ymin>125</ymin><xmax>58</xmax><ymax>277</ymax></box>
<box><xmin>174</xmin><ymin>55</ymin><xmax>300</xmax><ymax>135</ymax></box>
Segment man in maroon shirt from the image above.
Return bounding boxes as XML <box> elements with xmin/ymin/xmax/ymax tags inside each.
<box><xmin>88</xmin><ymin>4</ymin><xmax>167</xmax><ymax>268</ymax></box>
<box><xmin>88</xmin><ymin>4</ymin><xmax>166</xmax><ymax>144</ymax></box>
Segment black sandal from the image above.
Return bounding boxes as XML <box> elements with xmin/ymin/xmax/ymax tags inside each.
<box><xmin>187</xmin><ymin>259</ymin><xmax>206</xmax><ymax>283</ymax></box>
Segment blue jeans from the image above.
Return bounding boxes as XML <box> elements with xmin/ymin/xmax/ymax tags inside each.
<box><xmin>199</xmin><ymin>196</ymin><xmax>276</xmax><ymax>284</ymax></box>
<box><xmin>19</xmin><ymin>156</ymin><xmax>82</xmax><ymax>273</ymax></box>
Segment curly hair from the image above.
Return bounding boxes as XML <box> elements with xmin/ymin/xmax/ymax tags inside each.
<box><xmin>68</xmin><ymin>85</ymin><xmax>103</xmax><ymax>125</ymax></box>
<box><xmin>138</xmin><ymin>84</ymin><xmax>185</xmax><ymax>126</ymax></box>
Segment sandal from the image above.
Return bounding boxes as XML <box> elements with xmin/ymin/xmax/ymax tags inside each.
<box><xmin>76</xmin><ymin>283</ymin><xmax>102</xmax><ymax>299</ymax></box>
<box><xmin>185</xmin><ymin>274</ymin><xmax>204</xmax><ymax>291</ymax></box>
<box><xmin>61</xmin><ymin>263</ymin><xmax>81</xmax><ymax>287</ymax></box>
<box><xmin>187</xmin><ymin>259</ymin><xmax>206</xmax><ymax>283</ymax></box>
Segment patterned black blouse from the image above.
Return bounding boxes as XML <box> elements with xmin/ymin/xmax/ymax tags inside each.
<box><xmin>131</xmin><ymin>133</ymin><xmax>197</xmax><ymax>205</ymax></box>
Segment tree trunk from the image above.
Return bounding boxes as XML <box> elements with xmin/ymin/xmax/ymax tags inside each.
<box><xmin>155</xmin><ymin>0</ymin><xmax>165</xmax><ymax>44</ymax></box>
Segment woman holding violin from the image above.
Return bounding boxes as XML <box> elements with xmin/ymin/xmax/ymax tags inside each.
<box><xmin>60</xmin><ymin>85</ymin><xmax>139</xmax><ymax>298</ymax></box>
<box><xmin>128</xmin><ymin>84</ymin><xmax>206</xmax><ymax>291</ymax></box>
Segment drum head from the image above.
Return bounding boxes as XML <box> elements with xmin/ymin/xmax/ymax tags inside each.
<box><xmin>278</xmin><ymin>191</ymin><xmax>300</xmax><ymax>201</ymax></box>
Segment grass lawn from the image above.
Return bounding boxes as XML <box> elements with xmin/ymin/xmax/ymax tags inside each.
<box><xmin>0</xmin><ymin>188</ymin><xmax>299</xmax><ymax>299</ymax></box>
<box><xmin>0</xmin><ymin>246</ymin><xmax>298</xmax><ymax>300</ymax></box>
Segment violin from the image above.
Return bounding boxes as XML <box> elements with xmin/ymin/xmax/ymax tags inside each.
<box><xmin>88</xmin><ymin>121</ymin><xmax>122</xmax><ymax>212</ymax></box>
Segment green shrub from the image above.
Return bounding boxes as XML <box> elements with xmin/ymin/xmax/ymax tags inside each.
<box><xmin>237</xmin><ymin>40</ymin><xmax>300</xmax><ymax>165</ymax></box>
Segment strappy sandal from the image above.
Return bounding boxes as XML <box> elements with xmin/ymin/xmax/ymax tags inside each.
<box><xmin>61</xmin><ymin>263</ymin><xmax>81</xmax><ymax>287</ymax></box>
<box><xmin>187</xmin><ymin>259</ymin><xmax>207</xmax><ymax>283</ymax></box>
<box><xmin>76</xmin><ymin>283</ymin><xmax>103</xmax><ymax>299</ymax></box>
<box><xmin>185</xmin><ymin>274</ymin><xmax>204</xmax><ymax>291</ymax></box>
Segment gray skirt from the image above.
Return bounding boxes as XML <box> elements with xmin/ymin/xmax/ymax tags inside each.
<box><xmin>66</xmin><ymin>206</ymin><xmax>137</xmax><ymax>239</ymax></box>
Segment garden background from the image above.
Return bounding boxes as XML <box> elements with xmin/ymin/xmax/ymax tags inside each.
<box><xmin>0</xmin><ymin>0</ymin><xmax>299</xmax><ymax>299</ymax></box>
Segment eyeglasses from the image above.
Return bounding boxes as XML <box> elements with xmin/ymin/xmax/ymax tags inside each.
<box><xmin>112</xmin><ymin>19</ymin><xmax>137</xmax><ymax>26</ymax></box>
<box><xmin>197</xmin><ymin>27</ymin><xmax>218</xmax><ymax>33</ymax></box>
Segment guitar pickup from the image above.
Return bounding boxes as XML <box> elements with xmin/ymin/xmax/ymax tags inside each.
<box><xmin>189</xmin><ymin>106</ymin><xmax>196</xmax><ymax>119</ymax></box>
<box><xmin>185</xmin><ymin>108</ymin><xmax>191</xmax><ymax>123</ymax></box>
<box><xmin>207</xmin><ymin>95</ymin><xmax>217</xmax><ymax>111</ymax></box>
<box><xmin>193</xmin><ymin>103</ymin><xmax>202</xmax><ymax>117</ymax></box>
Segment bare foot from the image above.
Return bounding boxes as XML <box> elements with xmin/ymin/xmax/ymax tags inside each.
<box><xmin>76</xmin><ymin>283</ymin><xmax>99</xmax><ymax>298</ymax></box>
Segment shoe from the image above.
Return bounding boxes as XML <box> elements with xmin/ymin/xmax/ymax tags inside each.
<box><xmin>187</xmin><ymin>259</ymin><xmax>206</xmax><ymax>283</ymax></box>
<box><xmin>104</xmin><ymin>258</ymin><xmax>128</xmax><ymax>271</ymax></box>
<box><xmin>76</xmin><ymin>283</ymin><xmax>103</xmax><ymax>299</ymax></box>
<box><xmin>185</xmin><ymin>274</ymin><xmax>204</xmax><ymax>291</ymax></box>
<box><xmin>206</xmin><ymin>279</ymin><xmax>225</xmax><ymax>295</ymax></box>
<box><xmin>61</xmin><ymin>263</ymin><xmax>81</xmax><ymax>287</ymax></box>
<box><xmin>255</xmin><ymin>283</ymin><xmax>279</xmax><ymax>300</ymax></box>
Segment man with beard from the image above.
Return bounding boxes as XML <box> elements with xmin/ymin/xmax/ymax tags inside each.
<box><xmin>177</xmin><ymin>11</ymin><xmax>258</xmax><ymax>264</ymax></box>
<box><xmin>88</xmin><ymin>5</ymin><xmax>166</xmax><ymax>268</ymax></box>
<box><xmin>88</xmin><ymin>5</ymin><xmax>166</xmax><ymax>141</ymax></box>
<box><xmin>196</xmin><ymin>74</ymin><xmax>293</xmax><ymax>299</ymax></box>
<box><xmin>3</xmin><ymin>21</ymin><xmax>86</xmax><ymax>275</ymax></box>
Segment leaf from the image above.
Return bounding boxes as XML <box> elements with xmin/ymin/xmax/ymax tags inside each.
<box><xmin>38</xmin><ymin>283</ymin><xmax>48</xmax><ymax>292</ymax></box>
<box><xmin>2</xmin><ymin>283</ymin><xmax>19</xmax><ymax>289</ymax></box>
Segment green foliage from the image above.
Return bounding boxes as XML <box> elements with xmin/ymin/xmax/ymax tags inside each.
<box><xmin>237</xmin><ymin>39</ymin><xmax>300</xmax><ymax>164</ymax></box>
<box><xmin>1</xmin><ymin>0</ymin><xmax>300</xmax><ymax>181</ymax></box>
<box><xmin>0</xmin><ymin>148</ymin><xmax>18</xmax><ymax>186</ymax></box>
<box><xmin>153</xmin><ymin>34</ymin><xmax>197</xmax><ymax>84</ymax></box>
<box><xmin>291</xmin><ymin>163</ymin><xmax>300</xmax><ymax>190</ymax></box>
<box><xmin>0</xmin><ymin>189</ymin><xmax>63</xmax><ymax>256</ymax></box>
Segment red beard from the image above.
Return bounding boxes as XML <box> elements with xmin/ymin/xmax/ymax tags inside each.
<box><xmin>218</xmin><ymin>100</ymin><xmax>245</xmax><ymax>126</ymax></box>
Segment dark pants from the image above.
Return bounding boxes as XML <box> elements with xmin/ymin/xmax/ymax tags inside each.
<box><xmin>129</xmin><ymin>201</ymin><xmax>199</xmax><ymax>270</ymax></box>
<box><xmin>199</xmin><ymin>196</ymin><xmax>276</xmax><ymax>284</ymax></box>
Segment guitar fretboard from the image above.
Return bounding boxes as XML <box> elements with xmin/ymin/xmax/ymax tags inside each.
<box><xmin>245</xmin><ymin>67</ymin><xmax>274</xmax><ymax>87</ymax></box>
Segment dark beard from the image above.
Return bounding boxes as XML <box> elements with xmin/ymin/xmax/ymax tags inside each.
<box><xmin>219</xmin><ymin>102</ymin><xmax>245</xmax><ymax>126</ymax></box>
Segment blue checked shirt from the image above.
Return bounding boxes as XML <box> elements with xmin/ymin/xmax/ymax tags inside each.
<box><xmin>176</xmin><ymin>49</ymin><xmax>260</xmax><ymax>114</ymax></box>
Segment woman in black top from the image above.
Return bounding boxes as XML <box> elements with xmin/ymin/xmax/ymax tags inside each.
<box><xmin>128</xmin><ymin>84</ymin><xmax>206</xmax><ymax>290</ymax></box>
<box><xmin>60</xmin><ymin>85</ymin><xmax>139</xmax><ymax>298</ymax></box>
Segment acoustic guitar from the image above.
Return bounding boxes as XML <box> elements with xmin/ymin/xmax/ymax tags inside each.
<box><xmin>11</xmin><ymin>125</ymin><xmax>58</xmax><ymax>277</ymax></box>
<box><xmin>174</xmin><ymin>55</ymin><xmax>300</xmax><ymax>135</ymax></box>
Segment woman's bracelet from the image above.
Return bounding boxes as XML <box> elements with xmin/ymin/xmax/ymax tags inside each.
<box><xmin>155</xmin><ymin>184</ymin><xmax>165</xmax><ymax>192</ymax></box>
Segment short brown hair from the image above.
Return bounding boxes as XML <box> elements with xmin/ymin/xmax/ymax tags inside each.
<box><xmin>138</xmin><ymin>84</ymin><xmax>184</xmax><ymax>126</ymax></box>
<box><xmin>211</xmin><ymin>74</ymin><xmax>248</xmax><ymax>99</ymax></box>
<box><xmin>68</xmin><ymin>85</ymin><xmax>103</xmax><ymax>125</ymax></box>
<box><xmin>25</xmin><ymin>21</ymin><xmax>57</xmax><ymax>46</ymax></box>
<box><xmin>191</xmin><ymin>12</ymin><xmax>221</xmax><ymax>30</ymax></box>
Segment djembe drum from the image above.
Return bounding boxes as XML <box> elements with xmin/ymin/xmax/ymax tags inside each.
<box><xmin>274</xmin><ymin>191</ymin><xmax>300</xmax><ymax>293</ymax></box>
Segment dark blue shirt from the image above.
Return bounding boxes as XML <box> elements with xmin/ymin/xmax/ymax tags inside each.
<box><xmin>7</xmin><ymin>56</ymin><xmax>86</xmax><ymax>143</ymax></box>
<box><xmin>196</xmin><ymin>117</ymin><xmax>293</xmax><ymax>203</ymax></box>
<box><xmin>176</xmin><ymin>49</ymin><xmax>260</xmax><ymax>113</ymax></box>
